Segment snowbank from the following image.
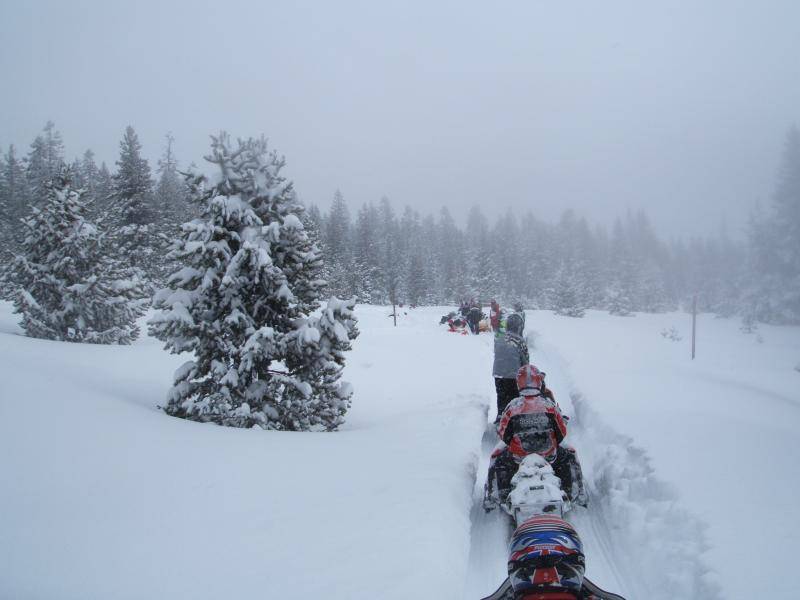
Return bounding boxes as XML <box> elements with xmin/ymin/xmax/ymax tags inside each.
<box><xmin>0</xmin><ymin>304</ymin><xmax>488</xmax><ymax>600</ymax></box>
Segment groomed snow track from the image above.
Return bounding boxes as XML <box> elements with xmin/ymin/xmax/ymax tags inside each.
<box><xmin>463</xmin><ymin>329</ymin><xmax>721</xmax><ymax>600</ymax></box>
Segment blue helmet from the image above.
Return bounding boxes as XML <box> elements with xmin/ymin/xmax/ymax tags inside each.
<box><xmin>508</xmin><ymin>516</ymin><xmax>585</xmax><ymax>597</ymax></box>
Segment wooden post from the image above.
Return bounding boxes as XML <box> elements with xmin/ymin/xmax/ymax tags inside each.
<box><xmin>691</xmin><ymin>294</ymin><xmax>697</xmax><ymax>360</ymax></box>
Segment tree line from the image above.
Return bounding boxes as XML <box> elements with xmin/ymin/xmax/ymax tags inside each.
<box><xmin>1</xmin><ymin>122</ymin><xmax>798</xmax><ymax>327</ymax></box>
<box><xmin>311</xmin><ymin>127</ymin><xmax>800</xmax><ymax>326</ymax></box>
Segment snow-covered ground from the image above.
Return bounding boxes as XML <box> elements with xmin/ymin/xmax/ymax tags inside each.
<box><xmin>1</xmin><ymin>302</ymin><xmax>798</xmax><ymax>599</ymax></box>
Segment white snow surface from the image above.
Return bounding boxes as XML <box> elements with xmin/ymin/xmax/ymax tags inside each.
<box><xmin>1</xmin><ymin>303</ymin><xmax>798</xmax><ymax>599</ymax></box>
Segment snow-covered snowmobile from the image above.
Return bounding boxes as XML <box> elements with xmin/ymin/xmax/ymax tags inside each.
<box><xmin>479</xmin><ymin>515</ymin><xmax>626</xmax><ymax>600</ymax></box>
<box><xmin>484</xmin><ymin>452</ymin><xmax>571</xmax><ymax>523</ymax></box>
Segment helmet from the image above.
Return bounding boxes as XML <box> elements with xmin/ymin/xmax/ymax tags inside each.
<box><xmin>506</xmin><ymin>312</ymin><xmax>524</xmax><ymax>335</ymax></box>
<box><xmin>508</xmin><ymin>516</ymin><xmax>585</xmax><ymax>599</ymax></box>
<box><xmin>516</xmin><ymin>364</ymin><xmax>545</xmax><ymax>394</ymax></box>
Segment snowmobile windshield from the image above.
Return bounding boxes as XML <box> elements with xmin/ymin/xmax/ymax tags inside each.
<box><xmin>509</xmin><ymin>552</ymin><xmax>584</xmax><ymax>571</ymax></box>
<box><xmin>509</xmin><ymin>555</ymin><xmax>585</xmax><ymax>599</ymax></box>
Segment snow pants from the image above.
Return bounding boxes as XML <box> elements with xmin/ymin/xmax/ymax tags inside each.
<box><xmin>494</xmin><ymin>377</ymin><xmax>519</xmax><ymax>420</ymax></box>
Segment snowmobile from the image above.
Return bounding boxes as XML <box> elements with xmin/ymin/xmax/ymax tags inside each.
<box><xmin>446</xmin><ymin>315</ymin><xmax>469</xmax><ymax>334</ymax></box>
<box><xmin>479</xmin><ymin>575</ymin><xmax>626</xmax><ymax>600</ymax></box>
<box><xmin>439</xmin><ymin>311</ymin><xmax>458</xmax><ymax>325</ymax></box>
<box><xmin>484</xmin><ymin>452</ymin><xmax>571</xmax><ymax>524</ymax></box>
<box><xmin>479</xmin><ymin>514</ymin><xmax>627</xmax><ymax>600</ymax></box>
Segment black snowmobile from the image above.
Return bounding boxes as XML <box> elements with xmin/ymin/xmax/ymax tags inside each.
<box><xmin>480</xmin><ymin>576</ymin><xmax>626</xmax><ymax>600</ymax></box>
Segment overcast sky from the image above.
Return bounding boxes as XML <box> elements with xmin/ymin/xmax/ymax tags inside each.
<box><xmin>2</xmin><ymin>0</ymin><xmax>799</xmax><ymax>238</ymax></box>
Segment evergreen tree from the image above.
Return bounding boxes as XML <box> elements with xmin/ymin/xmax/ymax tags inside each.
<box><xmin>9</xmin><ymin>167</ymin><xmax>143</xmax><ymax>343</ymax></box>
<box><xmin>405</xmin><ymin>252</ymin><xmax>427</xmax><ymax>306</ymax></box>
<box><xmin>92</xmin><ymin>161</ymin><xmax>113</xmax><ymax>218</ymax></box>
<box><xmin>436</xmin><ymin>206</ymin><xmax>466</xmax><ymax>302</ymax></box>
<box><xmin>80</xmin><ymin>149</ymin><xmax>100</xmax><ymax>199</ymax></box>
<box><xmin>378</xmin><ymin>196</ymin><xmax>401</xmax><ymax>306</ymax></box>
<box><xmin>0</xmin><ymin>145</ymin><xmax>28</xmax><ymax>295</ymax></box>
<box><xmin>605</xmin><ymin>219</ymin><xmax>636</xmax><ymax>316</ymax></box>
<box><xmin>150</xmin><ymin>133</ymin><xmax>357</xmax><ymax>431</ymax></box>
<box><xmin>323</xmin><ymin>190</ymin><xmax>353</xmax><ymax>298</ymax></box>
<box><xmin>155</xmin><ymin>132</ymin><xmax>188</xmax><ymax>224</ymax></box>
<box><xmin>552</xmin><ymin>259</ymin><xmax>586</xmax><ymax>318</ymax></box>
<box><xmin>353</xmin><ymin>203</ymin><xmax>382</xmax><ymax>303</ymax></box>
<box><xmin>755</xmin><ymin>126</ymin><xmax>800</xmax><ymax>323</ymax></box>
<box><xmin>419</xmin><ymin>213</ymin><xmax>440</xmax><ymax>304</ymax></box>
<box><xmin>25</xmin><ymin>121</ymin><xmax>65</xmax><ymax>204</ymax></box>
<box><xmin>109</xmin><ymin>126</ymin><xmax>159</xmax><ymax>283</ymax></box>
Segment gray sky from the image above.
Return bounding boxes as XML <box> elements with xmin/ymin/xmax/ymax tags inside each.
<box><xmin>2</xmin><ymin>0</ymin><xmax>799</xmax><ymax>238</ymax></box>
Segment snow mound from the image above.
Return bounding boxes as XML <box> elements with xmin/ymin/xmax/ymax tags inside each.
<box><xmin>572</xmin><ymin>393</ymin><xmax>721</xmax><ymax>600</ymax></box>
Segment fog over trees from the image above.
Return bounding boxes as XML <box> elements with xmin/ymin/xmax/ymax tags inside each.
<box><xmin>1</xmin><ymin>121</ymin><xmax>798</xmax><ymax>325</ymax></box>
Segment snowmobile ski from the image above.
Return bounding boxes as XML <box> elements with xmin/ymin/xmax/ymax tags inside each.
<box><xmin>479</xmin><ymin>576</ymin><xmax>626</xmax><ymax>600</ymax></box>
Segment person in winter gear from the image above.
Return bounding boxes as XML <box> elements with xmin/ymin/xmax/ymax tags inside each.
<box><xmin>512</xmin><ymin>302</ymin><xmax>526</xmax><ymax>329</ymax></box>
<box><xmin>467</xmin><ymin>304</ymin><xmax>483</xmax><ymax>334</ymax></box>
<box><xmin>490</xmin><ymin>300</ymin><xmax>502</xmax><ymax>331</ymax></box>
<box><xmin>493</xmin><ymin>312</ymin><xmax>529</xmax><ymax>420</ymax></box>
<box><xmin>508</xmin><ymin>515</ymin><xmax>586</xmax><ymax>599</ymax></box>
<box><xmin>488</xmin><ymin>365</ymin><xmax>587</xmax><ymax>507</ymax></box>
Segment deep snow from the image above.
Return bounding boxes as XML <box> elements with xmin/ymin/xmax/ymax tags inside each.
<box><xmin>1</xmin><ymin>302</ymin><xmax>798</xmax><ymax>599</ymax></box>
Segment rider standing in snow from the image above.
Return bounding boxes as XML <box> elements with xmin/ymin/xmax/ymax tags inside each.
<box><xmin>487</xmin><ymin>365</ymin><xmax>587</xmax><ymax>508</ymax></box>
<box><xmin>492</xmin><ymin>312</ymin><xmax>528</xmax><ymax>422</ymax></box>
<box><xmin>467</xmin><ymin>302</ymin><xmax>483</xmax><ymax>335</ymax></box>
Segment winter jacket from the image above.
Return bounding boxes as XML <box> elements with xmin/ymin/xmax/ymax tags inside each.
<box><xmin>492</xmin><ymin>331</ymin><xmax>529</xmax><ymax>378</ymax></box>
<box><xmin>498</xmin><ymin>392</ymin><xmax>567</xmax><ymax>460</ymax></box>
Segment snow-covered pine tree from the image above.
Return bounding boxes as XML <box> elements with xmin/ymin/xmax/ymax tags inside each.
<box><xmin>551</xmin><ymin>259</ymin><xmax>586</xmax><ymax>318</ymax></box>
<box><xmin>353</xmin><ymin>202</ymin><xmax>382</xmax><ymax>303</ymax></box>
<box><xmin>25</xmin><ymin>121</ymin><xmax>65</xmax><ymax>205</ymax></box>
<box><xmin>0</xmin><ymin>145</ymin><xmax>28</xmax><ymax>297</ymax></box>
<box><xmin>377</xmin><ymin>196</ymin><xmax>402</xmax><ymax>306</ymax></box>
<box><xmin>79</xmin><ymin>149</ymin><xmax>99</xmax><ymax>199</ymax></box>
<box><xmin>109</xmin><ymin>126</ymin><xmax>160</xmax><ymax>286</ymax></box>
<box><xmin>419</xmin><ymin>213</ymin><xmax>441</xmax><ymax>304</ymax></box>
<box><xmin>149</xmin><ymin>133</ymin><xmax>358</xmax><ymax>431</ymax></box>
<box><xmin>89</xmin><ymin>161</ymin><xmax>114</xmax><ymax>220</ymax></box>
<box><xmin>150</xmin><ymin>133</ymin><xmax>191</xmax><ymax>284</ymax></box>
<box><xmin>9</xmin><ymin>167</ymin><xmax>143</xmax><ymax>343</ymax></box>
<box><xmin>323</xmin><ymin>190</ymin><xmax>353</xmax><ymax>299</ymax></box>
<box><xmin>605</xmin><ymin>219</ymin><xmax>636</xmax><ymax>316</ymax></box>
<box><xmin>155</xmin><ymin>132</ymin><xmax>189</xmax><ymax>225</ymax></box>
<box><xmin>283</xmin><ymin>297</ymin><xmax>359</xmax><ymax>430</ymax></box>
<box><xmin>748</xmin><ymin>125</ymin><xmax>800</xmax><ymax>324</ymax></box>
<box><xmin>405</xmin><ymin>252</ymin><xmax>427</xmax><ymax>306</ymax></box>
